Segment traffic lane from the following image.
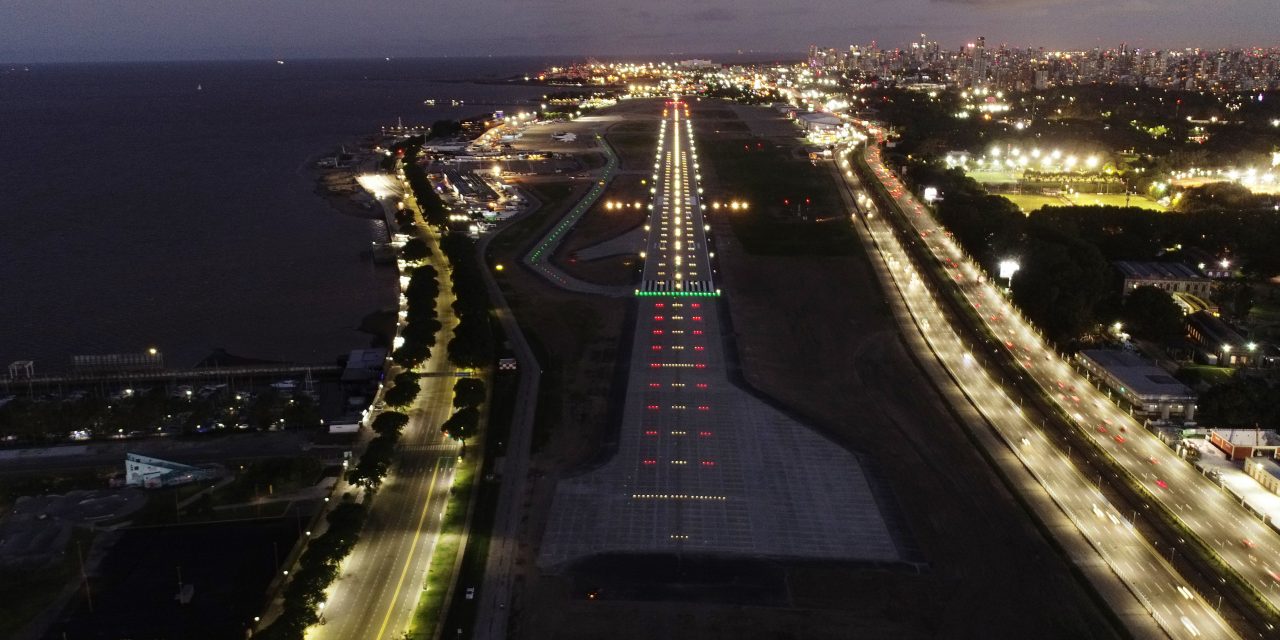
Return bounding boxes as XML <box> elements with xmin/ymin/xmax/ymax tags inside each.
<box><xmin>845</xmin><ymin>146</ymin><xmax>1232</xmax><ymax>639</ymax></box>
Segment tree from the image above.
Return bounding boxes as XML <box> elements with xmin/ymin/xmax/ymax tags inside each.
<box><xmin>1010</xmin><ymin>233</ymin><xmax>1109</xmax><ymax>342</ymax></box>
<box><xmin>1122</xmin><ymin>286</ymin><xmax>1185</xmax><ymax>346</ymax></box>
<box><xmin>452</xmin><ymin>378</ymin><xmax>486</xmax><ymax>409</ymax></box>
<box><xmin>441</xmin><ymin>406</ymin><xmax>480</xmax><ymax>443</ymax></box>
<box><xmin>371</xmin><ymin>411</ymin><xmax>409</xmax><ymax>437</ymax></box>
<box><xmin>383</xmin><ymin>373</ymin><xmax>421</xmax><ymax>407</ymax></box>
<box><xmin>1213</xmin><ymin>281</ymin><xmax>1255</xmax><ymax>321</ymax></box>
<box><xmin>401</xmin><ymin>237</ymin><xmax>431</xmax><ymax>261</ymax></box>
<box><xmin>1197</xmin><ymin>376</ymin><xmax>1280</xmax><ymax>428</ymax></box>
<box><xmin>391</xmin><ymin>342</ymin><xmax>430</xmax><ymax>369</ymax></box>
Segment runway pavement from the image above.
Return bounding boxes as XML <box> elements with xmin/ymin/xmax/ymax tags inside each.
<box><xmin>539</xmin><ymin>97</ymin><xmax>899</xmax><ymax>568</ymax></box>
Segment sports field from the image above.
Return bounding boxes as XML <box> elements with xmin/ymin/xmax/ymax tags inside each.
<box><xmin>1000</xmin><ymin>192</ymin><xmax>1166</xmax><ymax>214</ymax></box>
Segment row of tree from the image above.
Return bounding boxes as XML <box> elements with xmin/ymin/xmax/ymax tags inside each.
<box><xmin>439</xmin><ymin>233</ymin><xmax>495</xmax><ymax>368</ymax></box>
<box><xmin>392</xmin><ymin>263</ymin><xmax>443</xmax><ymax>369</ymax></box>
<box><xmin>442</xmin><ymin>378</ymin><xmax>485</xmax><ymax>445</ymax></box>
<box><xmin>255</xmin><ymin>500</ymin><xmax>368</xmax><ymax>639</ymax></box>
<box><xmin>346</xmin><ymin>410</ymin><xmax>410</xmax><ymax>491</ymax></box>
<box><xmin>893</xmin><ymin>159</ymin><xmax>1278</xmax><ymax>344</ymax></box>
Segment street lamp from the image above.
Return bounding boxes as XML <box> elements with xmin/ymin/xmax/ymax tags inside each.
<box><xmin>998</xmin><ymin>259</ymin><xmax>1020</xmax><ymax>289</ymax></box>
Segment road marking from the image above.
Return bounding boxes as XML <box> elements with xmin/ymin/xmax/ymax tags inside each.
<box><xmin>374</xmin><ymin>456</ymin><xmax>446</xmax><ymax>640</ymax></box>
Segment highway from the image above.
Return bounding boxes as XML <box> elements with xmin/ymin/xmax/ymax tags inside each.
<box><xmin>851</xmin><ymin>125</ymin><xmax>1280</xmax><ymax>630</ymax></box>
<box><xmin>836</xmin><ymin>138</ymin><xmax>1236</xmax><ymax>639</ymax></box>
<box><xmin>309</xmin><ymin>224</ymin><xmax>462</xmax><ymax>640</ymax></box>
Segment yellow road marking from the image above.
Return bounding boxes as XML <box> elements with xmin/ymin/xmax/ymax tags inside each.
<box><xmin>374</xmin><ymin>456</ymin><xmax>445</xmax><ymax>640</ymax></box>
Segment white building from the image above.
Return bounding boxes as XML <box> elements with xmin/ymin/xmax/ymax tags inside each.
<box><xmin>125</xmin><ymin>453</ymin><xmax>220</xmax><ymax>489</ymax></box>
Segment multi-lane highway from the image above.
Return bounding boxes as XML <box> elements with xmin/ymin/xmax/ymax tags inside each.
<box><xmin>309</xmin><ymin>227</ymin><xmax>462</xmax><ymax>640</ymax></box>
<box><xmin>852</xmin><ymin>126</ymin><xmax>1280</xmax><ymax>629</ymax></box>
<box><xmin>836</xmin><ymin>137</ymin><xmax>1236</xmax><ymax>639</ymax></box>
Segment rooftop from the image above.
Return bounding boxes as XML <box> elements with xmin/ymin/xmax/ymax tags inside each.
<box><xmin>1247</xmin><ymin>457</ymin><xmax>1280</xmax><ymax>480</ymax></box>
<box><xmin>1213</xmin><ymin>428</ymin><xmax>1280</xmax><ymax>448</ymax></box>
<box><xmin>1186</xmin><ymin>311</ymin><xmax>1250</xmax><ymax>349</ymax></box>
<box><xmin>1078</xmin><ymin>349</ymin><xmax>1196</xmax><ymax>400</ymax></box>
<box><xmin>1113</xmin><ymin>260</ymin><xmax>1206</xmax><ymax>282</ymax></box>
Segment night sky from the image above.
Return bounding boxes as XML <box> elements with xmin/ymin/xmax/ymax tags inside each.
<box><xmin>2</xmin><ymin>0</ymin><xmax>1276</xmax><ymax>62</ymax></box>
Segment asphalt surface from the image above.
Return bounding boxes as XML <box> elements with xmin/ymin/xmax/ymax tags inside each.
<box><xmin>843</xmin><ymin>134</ymin><xmax>1236</xmax><ymax>639</ymax></box>
<box><xmin>472</xmin><ymin>190</ymin><xmax>543</xmax><ymax>640</ymax></box>
<box><xmin>309</xmin><ymin>224</ymin><xmax>462</xmax><ymax>640</ymax></box>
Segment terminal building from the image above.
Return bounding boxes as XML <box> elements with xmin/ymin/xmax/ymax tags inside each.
<box><xmin>125</xmin><ymin>453</ymin><xmax>221</xmax><ymax>489</ymax></box>
<box><xmin>1077</xmin><ymin>349</ymin><xmax>1197</xmax><ymax>421</ymax></box>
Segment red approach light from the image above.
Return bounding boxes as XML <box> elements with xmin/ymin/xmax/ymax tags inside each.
<box><xmin>643</xmin><ymin>459</ymin><xmax>657</xmax><ymax>465</ymax></box>
<box><xmin>694</xmin><ymin>363</ymin><xmax>707</xmax><ymax>369</ymax></box>
<box><xmin>649</xmin><ymin>383</ymin><xmax>661</xmax><ymax>388</ymax></box>
<box><xmin>649</xmin><ymin>363</ymin><xmax>661</xmax><ymax>369</ymax></box>
<box><xmin>696</xmin><ymin>383</ymin><xmax>708</xmax><ymax>389</ymax></box>
<box><xmin>783</xmin><ymin>198</ymin><xmax>790</xmax><ymax>206</ymax></box>
<box><xmin>652</xmin><ymin>329</ymin><xmax>664</xmax><ymax>335</ymax></box>
<box><xmin>644</xmin><ymin>430</ymin><xmax>659</xmax><ymax>436</ymax></box>
<box><xmin>653</xmin><ymin>315</ymin><xmax>665</xmax><ymax>321</ymax></box>
<box><xmin>698</xmin><ymin>431</ymin><xmax>713</xmax><ymax>437</ymax></box>
<box><xmin>647</xmin><ymin>405</ymin><xmax>660</xmax><ymax>410</ymax></box>
<box><xmin>654</xmin><ymin>302</ymin><xmax>665</xmax><ymax>308</ymax></box>
<box><xmin>691</xmin><ymin>316</ymin><xmax>703</xmax><ymax>322</ymax></box>
<box><xmin>700</xmin><ymin>460</ymin><xmax>716</xmax><ymax>467</ymax></box>
<box><xmin>693</xmin><ymin>346</ymin><xmax>705</xmax><ymax>351</ymax></box>
<box><xmin>697</xmin><ymin>405</ymin><xmax>710</xmax><ymax>411</ymax></box>
<box><xmin>692</xmin><ymin>330</ymin><xmax>703</xmax><ymax>335</ymax></box>
<box><xmin>805</xmin><ymin>197</ymin><xmax>811</xmax><ymax>205</ymax></box>
<box><xmin>651</xmin><ymin>345</ymin><xmax>662</xmax><ymax>351</ymax></box>
<box><xmin>690</xmin><ymin>303</ymin><xmax>701</xmax><ymax>308</ymax></box>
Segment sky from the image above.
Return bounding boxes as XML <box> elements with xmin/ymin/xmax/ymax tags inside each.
<box><xmin>1</xmin><ymin>0</ymin><xmax>1276</xmax><ymax>62</ymax></box>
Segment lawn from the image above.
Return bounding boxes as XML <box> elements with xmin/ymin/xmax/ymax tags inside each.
<box><xmin>1000</xmin><ymin>192</ymin><xmax>1167</xmax><ymax>214</ymax></box>
<box><xmin>1064</xmin><ymin>192</ymin><xmax>1166</xmax><ymax>210</ymax></box>
<box><xmin>1176</xmin><ymin>364</ymin><xmax>1236</xmax><ymax>387</ymax></box>
<box><xmin>701</xmin><ymin>135</ymin><xmax>857</xmax><ymax>256</ymax></box>
<box><xmin>1000</xmin><ymin>193</ymin><xmax>1070</xmax><ymax>214</ymax></box>
<box><xmin>405</xmin><ymin>454</ymin><xmax>476</xmax><ymax>639</ymax></box>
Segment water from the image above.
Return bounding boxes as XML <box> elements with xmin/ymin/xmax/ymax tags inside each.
<box><xmin>0</xmin><ymin>58</ymin><xmax>559</xmax><ymax>372</ymax></box>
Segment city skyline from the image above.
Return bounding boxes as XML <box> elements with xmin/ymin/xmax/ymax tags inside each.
<box><xmin>2</xmin><ymin>0</ymin><xmax>1277</xmax><ymax>63</ymax></box>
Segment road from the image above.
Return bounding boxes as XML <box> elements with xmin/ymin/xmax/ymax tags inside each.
<box><xmin>852</xmin><ymin>125</ymin><xmax>1280</xmax><ymax>631</ymax></box>
<box><xmin>471</xmin><ymin>190</ymin><xmax>544</xmax><ymax>640</ymax></box>
<box><xmin>309</xmin><ymin>221</ymin><xmax>462</xmax><ymax>640</ymax></box>
<box><xmin>837</xmin><ymin>137</ymin><xmax>1236</xmax><ymax>639</ymax></box>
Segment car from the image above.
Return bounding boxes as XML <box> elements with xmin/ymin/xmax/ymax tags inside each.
<box><xmin>465</xmin><ymin>587</ymin><xmax>475</xmax><ymax>600</ymax></box>
<box><xmin>1149</xmin><ymin>456</ymin><xmax>1159</xmax><ymax>465</ymax></box>
<box><xmin>1114</xmin><ymin>435</ymin><xmax>1126</xmax><ymax>444</ymax></box>
<box><xmin>1097</xmin><ymin>425</ymin><xmax>1108</xmax><ymax>434</ymax></box>
<box><xmin>1243</xmin><ymin>538</ymin><xmax>1257</xmax><ymax>549</ymax></box>
<box><xmin>1155</xmin><ymin>479</ymin><xmax>1168</xmax><ymax>489</ymax></box>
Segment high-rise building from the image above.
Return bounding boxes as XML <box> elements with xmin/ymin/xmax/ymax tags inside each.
<box><xmin>974</xmin><ymin>36</ymin><xmax>988</xmax><ymax>86</ymax></box>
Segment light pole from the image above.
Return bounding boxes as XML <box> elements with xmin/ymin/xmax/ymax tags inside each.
<box><xmin>998</xmin><ymin>259</ymin><xmax>1020</xmax><ymax>291</ymax></box>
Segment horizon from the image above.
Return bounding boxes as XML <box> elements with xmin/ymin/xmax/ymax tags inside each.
<box><xmin>4</xmin><ymin>40</ymin><xmax>1279</xmax><ymax>67</ymax></box>
<box><xmin>4</xmin><ymin>0</ymin><xmax>1277</xmax><ymax>64</ymax></box>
